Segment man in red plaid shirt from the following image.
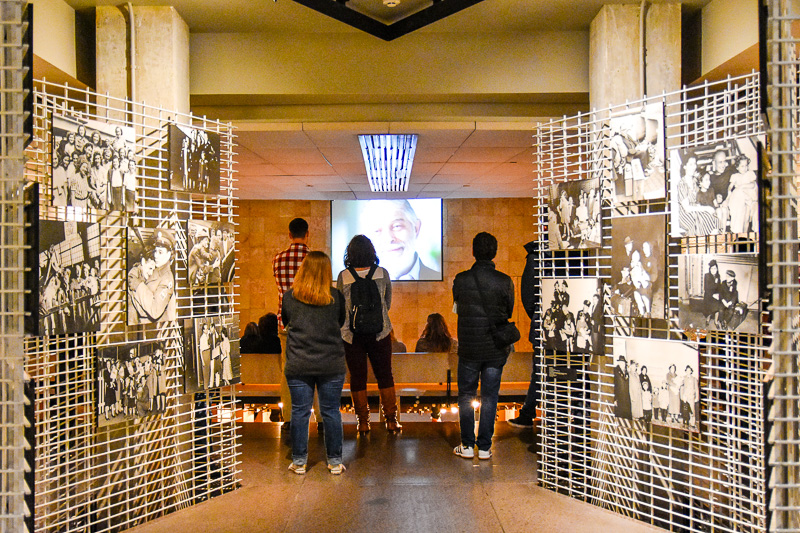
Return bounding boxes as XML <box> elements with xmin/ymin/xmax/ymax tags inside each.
<box><xmin>272</xmin><ymin>218</ymin><xmax>310</xmax><ymax>430</ymax></box>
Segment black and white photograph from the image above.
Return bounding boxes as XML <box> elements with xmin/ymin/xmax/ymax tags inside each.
<box><xmin>187</xmin><ymin>220</ymin><xmax>235</xmax><ymax>288</ymax></box>
<box><xmin>605</xmin><ymin>102</ymin><xmax>666</xmax><ymax>205</ymax></box>
<box><xmin>127</xmin><ymin>225</ymin><xmax>178</xmax><ymax>326</ymax></box>
<box><xmin>609</xmin><ymin>214</ymin><xmax>666</xmax><ymax>320</ymax></box>
<box><xmin>669</xmin><ymin>135</ymin><xmax>764</xmax><ymax>238</ymax></box>
<box><xmin>541</xmin><ymin>277</ymin><xmax>603</xmax><ymax>354</ymax></box>
<box><xmin>547</xmin><ymin>178</ymin><xmax>602</xmax><ymax>250</ymax></box>
<box><xmin>613</xmin><ymin>337</ymin><xmax>700</xmax><ymax>433</ymax></box>
<box><xmin>24</xmin><ymin>181</ymin><xmax>39</xmax><ymax>335</ymax></box>
<box><xmin>168</xmin><ymin>123</ymin><xmax>220</xmax><ymax>195</ymax></box>
<box><xmin>184</xmin><ymin>315</ymin><xmax>240</xmax><ymax>393</ymax></box>
<box><xmin>678</xmin><ymin>253</ymin><xmax>760</xmax><ymax>334</ymax></box>
<box><xmin>51</xmin><ymin>114</ymin><xmax>137</xmax><ymax>212</ymax></box>
<box><xmin>38</xmin><ymin>220</ymin><xmax>101</xmax><ymax>336</ymax></box>
<box><xmin>96</xmin><ymin>342</ymin><xmax>168</xmax><ymax>427</ymax></box>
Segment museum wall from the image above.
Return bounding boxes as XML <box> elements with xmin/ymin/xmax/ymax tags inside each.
<box><xmin>701</xmin><ymin>0</ymin><xmax>758</xmax><ymax>75</ymax></box>
<box><xmin>31</xmin><ymin>0</ymin><xmax>76</xmax><ymax>78</ymax></box>
<box><xmin>236</xmin><ymin>197</ymin><xmax>536</xmax><ymax>352</ymax></box>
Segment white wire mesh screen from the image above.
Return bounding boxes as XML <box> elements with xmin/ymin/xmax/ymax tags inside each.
<box><xmin>0</xmin><ymin>1</ymin><xmax>32</xmax><ymax>531</ymax></box>
<box><xmin>766</xmin><ymin>2</ymin><xmax>800</xmax><ymax>531</ymax></box>
<box><xmin>23</xmin><ymin>80</ymin><xmax>240</xmax><ymax>532</ymax></box>
<box><xmin>533</xmin><ymin>73</ymin><xmax>769</xmax><ymax>532</ymax></box>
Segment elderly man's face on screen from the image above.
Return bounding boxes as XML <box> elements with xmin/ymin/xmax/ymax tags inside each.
<box><xmin>360</xmin><ymin>200</ymin><xmax>421</xmax><ymax>278</ymax></box>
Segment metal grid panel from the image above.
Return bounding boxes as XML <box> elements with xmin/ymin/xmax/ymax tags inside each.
<box><xmin>23</xmin><ymin>80</ymin><xmax>240</xmax><ymax>532</ymax></box>
<box><xmin>532</xmin><ymin>73</ymin><xmax>769</xmax><ymax>532</ymax></box>
<box><xmin>766</xmin><ymin>2</ymin><xmax>800</xmax><ymax>531</ymax></box>
<box><xmin>0</xmin><ymin>1</ymin><xmax>32</xmax><ymax>532</ymax></box>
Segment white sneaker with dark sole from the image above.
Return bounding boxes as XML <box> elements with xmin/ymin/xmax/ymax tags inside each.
<box><xmin>288</xmin><ymin>463</ymin><xmax>306</xmax><ymax>475</ymax></box>
<box><xmin>453</xmin><ymin>444</ymin><xmax>474</xmax><ymax>458</ymax></box>
<box><xmin>478</xmin><ymin>449</ymin><xmax>492</xmax><ymax>460</ymax></box>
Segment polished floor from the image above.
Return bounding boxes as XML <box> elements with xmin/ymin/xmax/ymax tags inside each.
<box><xmin>128</xmin><ymin>421</ymin><xmax>663</xmax><ymax>533</ymax></box>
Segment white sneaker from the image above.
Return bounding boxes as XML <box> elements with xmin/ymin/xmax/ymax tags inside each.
<box><xmin>453</xmin><ymin>444</ymin><xmax>474</xmax><ymax>458</ymax></box>
<box><xmin>478</xmin><ymin>449</ymin><xmax>492</xmax><ymax>460</ymax></box>
<box><xmin>288</xmin><ymin>463</ymin><xmax>306</xmax><ymax>475</ymax></box>
<box><xmin>327</xmin><ymin>463</ymin><xmax>346</xmax><ymax>475</ymax></box>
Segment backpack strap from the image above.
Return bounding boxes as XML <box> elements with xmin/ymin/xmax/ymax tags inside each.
<box><xmin>347</xmin><ymin>265</ymin><xmax>361</xmax><ymax>280</ymax></box>
<box><xmin>347</xmin><ymin>265</ymin><xmax>377</xmax><ymax>281</ymax></box>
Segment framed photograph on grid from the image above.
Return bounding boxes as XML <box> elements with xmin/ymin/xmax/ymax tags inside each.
<box><xmin>669</xmin><ymin>135</ymin><xmax>764</xmax><ymax>238</ymax></box>
<box><xmin>184</xmin><ymin>314</ymin><xmax>240</xmax><ymax>393</ymax></box>
<box><xmin>613</xmin><ymin>337</ymin><xmax>700</xmax><ymax>433</ymax></box>
<box><xmin>97</xmin><ymin>341</ymin><xmax>168</xmax><ymax>427</ymax></box>
<box><xmin>51</xmin><ymin>114</ymin><xmax>137</xmax><ymax>212</ymax></box>
<box><xmin>168</xmin><ymin>124</ymin><xmax>220</xmax><ymax>195</ymax></box>
<box><xmin>187</xmin><ymin>220</ymin><xmax>235</xmax><ymax>288</ymax></box>
<box><xmin>38</xmin><ymin>220</ymin><xmax>101</xmax><ymax>336</ymax></box>
<box><xmin>541</xmin><ymin>277</ymin><xmax>603</xmax><ymax>354</ymax></box>
<box><xmin>606</xmin><ymin>102</ymin><xmax>666</xmax><ymax>205</ymax></box>
<box><xmin>547</xmin><ymin>178</ymin><xmax>602</xmax><ymax>251</ymax></box>
<box><xmin>677</xmin><ymin>253</ymin><xmax>760</xmax><ymax>334</ymax></box>
<box><xmin>23</xmin><ymin>181</ymin><xmax>39</xmax><ymax>335</ymax></box>
<box><xmin>609</xmin><ymin>213</ymin><xmax>666</xmax><ymax>319</ymax></box>
<box><xmin>126</xmin><ymin>225</ymin><xmax>178</xmax><ymax>326</ymax></box>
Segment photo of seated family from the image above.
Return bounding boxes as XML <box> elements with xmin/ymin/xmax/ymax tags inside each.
<box><xmin>669</xmin><ymin>135</ymin><xmax>764</xmax><ymax>238</ymax></box>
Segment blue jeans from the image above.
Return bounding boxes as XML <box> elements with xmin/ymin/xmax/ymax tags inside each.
<box><xmin>287</xmin><ymin>373</ymin><xmax>346</xmax><ymax>466</ymax></box>
<box><xmin>457</xmin><ymin>359</ymin><xmax>505</xmax><ymax>451</ymax></box>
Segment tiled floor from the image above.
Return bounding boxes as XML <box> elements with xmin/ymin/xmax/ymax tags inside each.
<box><xmin>127</xmin><ymin>421</ymin><xmax>664</xmax><ymax>533</ymax></box>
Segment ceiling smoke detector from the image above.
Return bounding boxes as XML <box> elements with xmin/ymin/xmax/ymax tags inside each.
<box><xmin>383</xmin><ymin>0</ymin><xmax>401</xmax><ymax>6</ymax></box>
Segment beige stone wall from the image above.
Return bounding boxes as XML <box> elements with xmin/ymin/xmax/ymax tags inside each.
<box><xmin>236</xmin><ymin>198</ymin><xmax>537</xmax><ymax>352</ymax></box>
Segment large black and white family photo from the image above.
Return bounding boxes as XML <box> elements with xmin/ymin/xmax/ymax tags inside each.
<box><xmin>669</xmin><ymin>135</ymin><xmax>764</xmax><ymax>238</ymax></box>
<box><xmin>541</xmin><ymin>278</ymin><xmax>603</xmax><ymax>354</ymax></box>
<box><xmin>184</xmin><ymin>315</ymin><xmax>240</xmax><ymax>393</ymax></box>
<box><xmin>38</xmin><ymin>220</ymin><xmax>101</xmax><ymax>336</ymax></box>
<box><xmin>613</xmin><ymin>337</ymin><xmax>700</xmax><ymax>433</ymax></box>
<box><xmin>677</xmin><ymin>253</ymin><xmax>760</xmax><ymax>334</ymax></box>
<box><xmin>610</xmin><ymin>214</ymin><xmax>666</xmax><ymax>319</ymax></box>
<box><xmin>168</xmin><ymin>124</ymin><xmax>220</xmax><ymax>195</ymax></box>
<box><xmin>97</xmin><ymin>342</ymin><xmax>168</xmax><ymax>426</ymax></box>
<box><xmin>127</xmin><ymin>225</ymin><xmax>178</xmax><ymax>326</ymax></box>
<box><xmin>547</xmin><ymin>178</ymin><xmax>602</xmax><ymax>251</ymax></box>
<box><xmin>606</xmin><ymin>102</ymin><xmax>666</xmax><ymax>205</ymax></box>
<box><xmin>187</xmin><ymin>220</ymin><xmax>235</xmax><ymax>289</ymax></box>
<box><xmin>51</xmin><ymin>114</ymin><xmax>137</xmax><ymax>212</ymax></box>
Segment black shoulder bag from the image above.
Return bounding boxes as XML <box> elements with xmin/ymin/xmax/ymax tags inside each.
<box><xmin>470</xmin><ymin>271</ymin><xmax>520</xmax><ymax>349</ymax></box>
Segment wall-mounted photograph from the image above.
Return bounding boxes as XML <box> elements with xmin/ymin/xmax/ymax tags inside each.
<box><xmin>669</xmin><ymin>135</ymin><xmax>764</xmax><ymax>238</ymax></box>
<box><xmin>677</xmin><ymin>253</ymin><xmax>760</xmax><ymax>334</ymax></box>
<box><xmin>605</xmin><ymin>102</ymin><xmax>666</xmax><ymax>205</ymax></box>
<box><xmin>187</xmin><ymin>220</ymin><xmax>235</xmax><ymax>288</ymax></box>
<box><xmin>38</xmin><ymin>220</ymin><xmax>101</xmax><ymax>336</ymax></box>
<box><xmin>547</xmin><ymin>178</ymin><xmax>602</xmax><ymax>251</ymax></box>
<box><xmin>168</xmin><ymin>124</ymin><xmax>220</xmax><ymax>195</ymax></box>
<box><xmin>613</xmin><ymin>337</ymin><xmax>700</xmax><ymax>433</ymax></box>
<box><xmin>51</xmin><ymin>114</ymin><xmax>137</xmax><ymax>212</ymax></box>
<box><xmin>97</xmin><ymin>341</ymin><xmax>168</xmax><ymax>426</ymax></box>
<box><xmin>541</xmin><ymin>277</ymin><xmax>603</xmax><ymax>354</ymax></box>
<box><xmin>609</xmin><ymin>213</ymin><xmax>666</xmax><ymax>319</ymax></box>
<box><xmin>127</xmin><ymin>225</ymin><xmax>178</xmax><ymax>326</ymax></box>
<box><xmin>185</xmin><ymin>314</ymin><xmax>240</xmax><ymax>393</ymax></box>
<box><xmin>24</xmin><ymin>181</ymin><xmax>39</xmax><ymax>335</ymax></box>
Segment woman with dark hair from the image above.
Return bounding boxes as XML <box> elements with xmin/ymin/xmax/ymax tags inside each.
<box><xmin>282</xmin><ymin>251</ymin><xmax>346</xmax><ymax>475</ymax></box>
<box><xmin>240</xmin><ymin>322</ymin><xmax>262</xmax><ymax>354</ymax></box>
<box><xmin>256</xmin><ymin>313</ymin><xmax>282</xmax><ymax>354</ymax></box>
<box><xmin>414</xmin><ymin>313</ymin><xmax>457</xmax><ymax>353</ymax></box>
<box><xmin>336</xmin><ymin>234</ymin><xmax>399</xmax><ymax>434</ymax></box>
<box><xmin>702</xmin><ymin>259</ymin><xmax>722</xmax><ymax>327</ymax></box>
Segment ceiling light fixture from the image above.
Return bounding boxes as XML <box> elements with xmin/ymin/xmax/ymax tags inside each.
<box><xmin>359</xmin><ymin>134</ymin><xmax>417</xmax><ymax>192</ymax></box>
<box><xmin>383</xmin><ymin>0</ymin><xmax>401</xmax><ymax>6</ymax></box>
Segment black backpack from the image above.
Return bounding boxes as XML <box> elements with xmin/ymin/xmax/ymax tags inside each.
<box><xmin>347</xmin><ymin>265</ymin><xmax>384</xmax><ymax>336</ymax></box>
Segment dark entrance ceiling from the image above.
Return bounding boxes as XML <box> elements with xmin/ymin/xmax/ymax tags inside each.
<box><xmin>290</xmin><ymin>0</ymin><xmax>486</xmax><ymax>40</ymax></box>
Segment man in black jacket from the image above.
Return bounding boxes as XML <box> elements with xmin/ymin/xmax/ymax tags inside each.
<box><xmin>452</xmin><ymin>232</ymin><xmax>515</xmax><ymax>460</ymax></box>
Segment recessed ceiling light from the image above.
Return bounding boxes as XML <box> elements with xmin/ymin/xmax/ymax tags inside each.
<box><xmin>359</xmin><ymin>134</ymin><xmax>418</xmax><ymax>192</ymax></box>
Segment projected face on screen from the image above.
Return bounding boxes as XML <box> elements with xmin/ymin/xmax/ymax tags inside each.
<box><xmin>331</xmin><ymin>198</ymin><xmax>442</xmax><ymax>281</ymax></box>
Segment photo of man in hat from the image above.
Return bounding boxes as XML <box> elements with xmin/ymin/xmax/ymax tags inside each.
<box><xmin>127</xmin><ymin>227</ymin><xmax>177</xmax><ymax>325</ymax></box>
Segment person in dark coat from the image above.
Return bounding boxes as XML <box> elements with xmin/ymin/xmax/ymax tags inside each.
<box><xmin>614</xmin><ymin>356</ymin><xmax>631</xmax><ymax>419</ymax></box>
<box><xmin>257</xmin><ymin>313</ymin><xmax>283</xmax><ymax>354</ymax></box>
<box><xmin>452</xmin><ymin>232</ymin><xmax>515</xmax><ymax>460</ymax></box>
<box><xmin>508</xmin><ymin>241</ymin><xmax>541</xmax><ymax>429</ymax></box>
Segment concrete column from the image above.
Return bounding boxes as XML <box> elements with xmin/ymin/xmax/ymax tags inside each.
<box><xmin>96</xmin><ymin>5</ymin><xmax>189</xmax><ymax>115</ymax></box>
<box><xmin>590</xmin><ymin>3</ymin><xmax>681</xmax><ymax>111</ymax></box>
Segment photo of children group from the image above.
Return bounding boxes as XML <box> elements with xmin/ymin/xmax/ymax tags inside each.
<box><xmin>96</xmin><ymin>342</ymin><xmax>168</xmax><ymax>426</ymax></box>
<box><xmin>51</xmin><ymin>114</ymin><xmax>137</xmax><ymax>212</ymax></box>
<box><xmin>541</xmin><ymin>277</ymin><xmax>604</xmax><ymax>354</ymax></box>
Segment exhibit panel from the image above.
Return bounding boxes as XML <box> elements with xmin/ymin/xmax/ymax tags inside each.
<box><xmin>22</xmin><ymin>80</ymin><xmax>239</xmax><ymax>533</ymax></box>
<box><xmin>533</xmin><ymin>72</ymin><xmax>769</xmax><ymax>532</ymax></box>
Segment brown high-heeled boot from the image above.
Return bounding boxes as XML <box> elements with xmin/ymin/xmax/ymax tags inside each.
<box><xmin>351</xmin><ymin>389</ymin><xmax>370</xmax><ymax>434</ymax></box>
<box><xmin>379</xmin><ymin>386</ymin><xmax>402</xmax><ymax>432</ymax></box>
